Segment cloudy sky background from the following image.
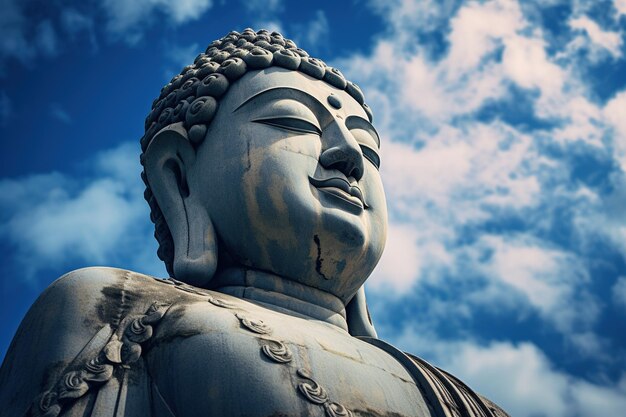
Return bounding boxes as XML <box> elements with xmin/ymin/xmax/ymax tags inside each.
<box><xmin>1</xmin><ymin>1</ymin><xmax>625</xmax><ymax>416</ymax></box>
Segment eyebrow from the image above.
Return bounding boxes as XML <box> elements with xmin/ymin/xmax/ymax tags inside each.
<box><xmin>345</xmin><ymin>115</ymin><xmax>380</xmax><ymax>148</ymax></box>
<box><xmin>234</xmin><ymin>86</ymin><xmax>322</xmax><ymax>113</ymax></box>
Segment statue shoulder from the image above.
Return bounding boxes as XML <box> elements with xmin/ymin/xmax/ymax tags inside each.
<box><xmin>20</xmin><ymin>267</ymin><xmax>179</xmax><ymax>341</ymax></box>
<box><xmin>0</xmin><ymin>267</ymin><xmax>178</xmax><ymax>417</ymax></box>
<box><xmin>357</xmin><ymin>337</ymin><xmax>510</xmax><ymax>417</ymax></box>
<box><xmin>47</xmin><ymin>265</ymin><xmax>170</xmax><ymax>299</ymax></box>
<box><xmin>406</xmin><ymin>352</ymin><xmax>510</xmax><ymax>417</ymax></box>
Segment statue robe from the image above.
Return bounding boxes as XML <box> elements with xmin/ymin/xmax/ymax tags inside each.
<box><xmin>0</xmin><ymin>268</ymin><xmax>509</xmax><ymax>417</ymax></box>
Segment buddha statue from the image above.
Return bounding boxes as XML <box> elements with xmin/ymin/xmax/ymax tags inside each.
<box><xmin>0</xmin><ymin>29</ymin><xmax>509</xmax><ymax>417</ymax></box>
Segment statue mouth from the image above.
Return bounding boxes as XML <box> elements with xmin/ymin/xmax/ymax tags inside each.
<box><xmin>309</xmin><ymin>176</ymin><xmax>368</xmax><ymax>211</ymax></box>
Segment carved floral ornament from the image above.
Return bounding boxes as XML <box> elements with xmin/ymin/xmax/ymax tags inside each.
<box><xmin>159</xmin><ymin>276</ymin><xmax>236</xmax><ymax>308</ymax></box>
<box><xmin>33</xmin><ymin>302</ymin><xmax>170</xmax><ymax>417</ymax></box>
<box><xmin>236</xmin><ymin>313</ymin><xmax>273</xmax><ymax>335</ymax></box>
<box><xmin>297</xmin><ymin>369</ymin><xmax>353</xmax><ymax>417</ymax></box>
<box><xmin>261</xmin><ymin>339</ymin><xmax>293</xmax><ymax>363</ymax></box>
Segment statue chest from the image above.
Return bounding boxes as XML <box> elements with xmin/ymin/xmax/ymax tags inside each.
<box><xmin>145</xmin><ymin>300</ymin><xmax>432</xmax><ymax>417</ymax></box>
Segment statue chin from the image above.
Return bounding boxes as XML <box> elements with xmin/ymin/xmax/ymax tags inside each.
<box><xmin>213</xmin><ymin>207</ymin><xmax>386</xmax><ymax>304</ymax></box>
<box><xmin>0</xmin><ymin>29</ymin><xmax>510</xmax><ymax>417</ymax></box>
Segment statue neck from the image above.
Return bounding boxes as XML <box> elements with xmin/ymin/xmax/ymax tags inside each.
<box><xmin>208</xmin><ymin>267</ymin><xmax>348</xmax><ymax>331</ymax></box>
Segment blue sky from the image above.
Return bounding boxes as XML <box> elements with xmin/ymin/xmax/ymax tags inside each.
<box><xmin>1</xmin><ymin>1</ymin><xmax>625</xmax><ymax>416</ymax></box>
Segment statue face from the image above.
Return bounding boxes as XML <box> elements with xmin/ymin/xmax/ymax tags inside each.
<box><xmin>189</xmin><ymin>67</ymin><xmax>387</xmax><ymax>301</ymax></box>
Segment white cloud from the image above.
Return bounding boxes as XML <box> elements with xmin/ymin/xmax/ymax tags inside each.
<box><xmin>445</xmin><ymin>0</ymin><xmax>524</xmax><ymax>73</ymax></box>
<box><xmin>605</xmin><ymin>90</ymin><xmax>626</xmax><ymax>138</ymax></box>
<box><xmin>369</xmin><ymin>221</ymin><xmax>442</xmax><ymax>292</ymax></box>
<box><xmin>388</xmin><ymin>331</ymin><xmax>626</xmax><ymax>417</ymax></box>
<box><xmin>0</xmin><ymin>142</ymin><xmax>164</xmax><ymax>280</ymax></box>
<box><xmin>341</xmin><ymin>0</ymin><xmax>621</xmax><ymax>167</ymax></box>
<box><xmin>255</xmin><ymin>21</ymin><xmax>284</xmax><ymax>34</ymax></box>
<box><xmin>166</xmin><ymin>42</ymin><xmax>200</xmax><ymax>70</ymax></box>
<box><xmin>242</xmin><ymin>0</ymin><xmax>283</xmax><ymax>14</ymax></box>
<box><xmin>502</xmin><ymin>35</ymin><xmax>565</xmax><ymax>94</ymax></box>
<box><xmin>377</xmin><ymin>121</ymin><xmax>543</xmax><ymax>229</ymax></box>
<box><xmin>367</xmin><ymin>0</ymin><xmax>457</xmax><ymax>37</ymax></box>
<box><xmin>615</xmin><ymin>0</ymin><xmax>626</xmax><ymax>16</ymax></box>
<box><xmin>101</xmin><ymin>0</ymin><xmax>213</xmax><ymax>44</ymax></box>
<box><xmin>569</xmin><ymin>16</ymin><xmax>623</xmax><ymax>59</ymax></box>
<box><xmin>612</xmin><ymin>276</ymin><xmax>626</xmax><ymax>310</ymax></box>
<box><xmin>470</xmin><ymin>233</ymin><xmax>599</xmax><ymax>334</ymax></box>
<box><xmin>569</xmin><ymin>331</ymin><xmax>611</xmax><ymax>358</ymax></box>
<box><xmin>448</xmin><ymin>341</ymin><xmax>569</xmax><ymax>417</ymax></box>
<box><xmin>303</xmin><ymin>11</ymin><xmax>329</xmax><ymax>49</ymax></box>
<box><xmin>92</xmin><ymin>142</ymin><xmax>141</xmax><ymax>181</ymax></box>
<box><xmin>0</xmin><ymin>0</ymin><xmax>214</xmax><ymax>70</ymax></box>
<box><xmin>604</xmin><ymin>90</ymin><xmax>626</xmax><ymax>171</ymax></box>
<box><xmin>61</xmin><ymin>8</ymin><xmax>98</xmax><ymax>52</ymax></box>
<box><xmin>289</xmin><ymin>10</ymin><xmax>330</xmax><ymax>53</ymax></box>
<box><xmin>341</xmin><ymin>0</ymin><xmax>573</xmax><ymax>126</ymax></box>
<box><xmin>399</xmin><ymin>49</ymin><xmax>506</xmax><ymax>120</ymax></box>
<box><xmin>447</xmin><ymin>341</ymin><xmax>626</xmax><ymax>417</ymax></box>
<box><xmin>240</xmin><ymin>0</ymin><xmax>284</xmax><ymax>34</ymax></box>
<box><xmin>371</xmin><ymin>228</ymin><xmax>602</xmax><ymax>347</ymax></box>
<box><xmin>159</xmin><ymin>0</ymin><xmax>213</xmax><ymax>23</ymax></box>
<box><xmin>13</xmin><ymin>180</ymin><xmax>137</xmax><ymax>260</ymax></box>
<box><xmin>0</xmin><ymin>0</ymin><xmax>35</xmax><ymax>70</ymax></box>
<box><xmin>549</xmin><ymin>96</ymin><xmax>604</xmax><ymax>145</ymax></box>
<box><xmin>565</xmin><ymin>174</ymin><xmax>626</xmax><ymax>271</ymax></box>
<box><xmin>35</xmin><ymin>20</ymin><xmax>58</xmax><ymax>56</ymax></box>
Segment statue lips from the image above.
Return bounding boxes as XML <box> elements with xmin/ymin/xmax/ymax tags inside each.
<box><xmin>309</xmin><ymin>175</ymin><xmax>368</xmax><ymax>212</ymax></box>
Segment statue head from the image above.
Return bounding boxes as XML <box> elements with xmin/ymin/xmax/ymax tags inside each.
<box><xmin>141</xmin><ymin>29</ymin><xmax>387</xmax><ymax>310</ymax></box>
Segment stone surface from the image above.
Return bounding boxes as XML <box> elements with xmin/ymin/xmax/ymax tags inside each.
<box><xmin>0</xmin><ymin>29</ymin><xmax>510</xmax><ymax>417</ymax></box>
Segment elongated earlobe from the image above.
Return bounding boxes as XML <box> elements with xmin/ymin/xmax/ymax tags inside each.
<box><xmin>346</xmin><ymin>286</ymin><xmax>377</xmax><ymax>338</ymax></box>
<box><xmin>144</xmin><ymin>123</ymin><xmax>217</xmax><ymax>287</ymax></box>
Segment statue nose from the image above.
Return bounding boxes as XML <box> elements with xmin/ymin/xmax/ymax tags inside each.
<box><xmin>319</xmin><ymin>122</ymin><xmax>364</xmax><ymax>181</ymax></box>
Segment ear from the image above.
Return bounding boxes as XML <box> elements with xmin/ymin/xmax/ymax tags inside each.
<box><xmin>346</xmin><ymin>286</ymin><xmax>378</xmax><ymax>338</ymax></box>
<box><xmin>143</xmin><ymin>122</ymin><xmax>217</xmax><ymax>287</ymax></box>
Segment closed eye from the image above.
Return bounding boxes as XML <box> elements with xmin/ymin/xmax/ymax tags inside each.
<box><xmin>253</xmin><ymin>117</ymin><xmax>322</xmax><ymax>135</ymax></box>
<box><xmin>360</xmin><ymin>145</ymin><xmax>380</xmax><ymax>169</ymax></box>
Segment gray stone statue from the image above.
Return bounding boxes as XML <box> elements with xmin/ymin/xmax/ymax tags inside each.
<box><xmin>0</xmin><ymin>29</ymin><xmax>509</xmax><ymax>417</ymax></box>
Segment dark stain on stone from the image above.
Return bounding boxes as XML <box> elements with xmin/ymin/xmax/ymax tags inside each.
<box><xmin>97</xmin><ymin>285</ymin><xmax>127</xmax><ymax>327</ymax></box>
<box><xmin>82</xmin><ymin>314</ymin><xmax>99</xmax><ymax>330</ymax></box>
<box><xmin>313</xmin><ymin>234</ymin><xmax>329</xmax><ymax>280</ymax></box>
<box><xmin>96</xmin><ymin>272</ymin><xmax>141</xmax><ymax>329</ymax></box>
<box><xmin>245</xmin><ymin>140</ymin><xmax>252</xmax><ymax>172</ymax></box>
